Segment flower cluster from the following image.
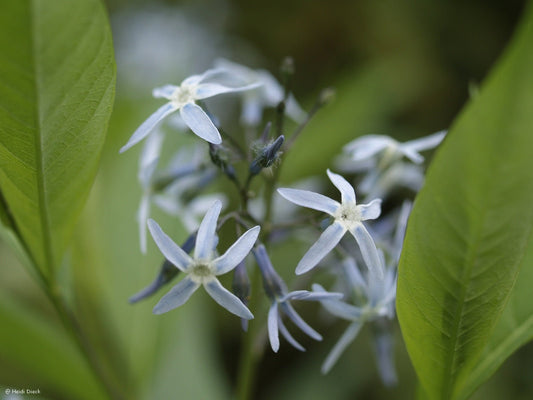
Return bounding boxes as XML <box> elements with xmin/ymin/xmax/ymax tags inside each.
<box><xmin>124</xmin><ymin>59</ymin><xmax>445</xmax><ymax>385</ymax></box>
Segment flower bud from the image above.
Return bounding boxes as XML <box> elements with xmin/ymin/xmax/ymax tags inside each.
<box><xmin>249</xmin><ymin>135</ymin><xmax>284</xmax><ymax>175</ymax></box>
<box><xmin>253</xmin><ymin>244</ymin><xmax>287</xmax><ymax>299</ymax></box>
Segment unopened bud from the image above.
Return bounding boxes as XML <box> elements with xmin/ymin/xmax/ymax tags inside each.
<box><xmin>253</xmin><ymin>244</ymin><xmax>287</xmax><ymax>299</ymax></box>
<box><xmin>249</xmin><ymin>135</ymin><xmax>285</xmax><ymax>175</ymax></box>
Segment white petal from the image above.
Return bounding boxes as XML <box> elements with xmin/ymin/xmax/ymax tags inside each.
<box><xmin>204</xmin><ymin>279</ymin><xmax>254</xmax><ymax>319</ymax></box>
<box><xmin>278</xmin><ymin>317</ymin><xmax>305</xmax><ymax>352</ymax></box>
<box><xmin>147</xmin><ymin>219</ymin><xmax>193</xmax><ymax>272</ymax></box>
<box><xmin>399</xmin><ymin>146</ymin><xmax>425</xmax><ymax>164</ymax></box>
<box><xmin>343</xmin><ymin>135</ymin><xmax>393</xmax><ymax>161</ymax></box>
<box><xmin>295</xmin><ymin>222</ymin><xmax>346</xmax><ymax>275</ymax></box>
<box><xmin>312</xmin><ymin>284</ymin><xmax>363</xmax><ymax>320</ymax></box>
<box><xmin>182</xmin><ymin>67</ymin><xmax>234</xmax><ymax>86</ymax></box>
<box><xmin>152</xmin><ymin>84</ymin><xmax>178</xmax><ymax>99</ymax></box>
<box><xmin>281</xmin><ymin>290</ymin><xmax>343</xmax><ymax>302</ymax></box>
<box><xmin>373</xmin><ymin>329</ymin><xmax>398</xmax><ymax>386</ymax></box>
<box><xmin>137</xmin><ymin>194</ymin><xmax>151</xmax><ymax>254</ymax></box>
<box><xmin>403</xmin><ymin>130</ymin><xmax>446</xmax><ymax>152</ymax></box>
<box><xmin>280</xmin><ymin>302</ymin><xmax>321</xmax><ymax>341</ymax></box>
<box><xmin>195</xmin><ymin>82</ymin><xmax>261</xmax><ymax>100</ymax></box>
<box><xmin>277</xmin><ymin>188</ymin><xmax>339</xmax><ymax>216</ymax></box>
<box><xmin>120</xmin><ymin>103</ymin><xmax>177</xmax><ymax>153</ymax></box>
<box><xmin>341</xmin><ymin>257</ymin><xmax>366</xmax><ymax>290</ymax></box>
<box><xmin>359</xmin><ymin>198</ymin><xmax>382</xmax><ymax>221</ymax></box>
<box><xmin>152</xmin><ymin>277</ymin><xmax>200</xmax><ymax>314</ymax></box>
<box><xmin>180</xmin><ymin>103</ymin><xmax>222</xmax><ymax>144</ymax></box>
<box><xmin>241</xmin><ymin>96</ymin><xmax>263</xmax><ymax>126</ymax></box>
<box><xmin>213</xmin><ymin>226</ymin><xmax>260</xmax><ymax>275</ymax></box>
<box><xmin>327</xmin><ymin>169</ymin><xmax>356</xmax><ymax>204</ymax></box>
<box><xmin>139</xmin><ymin>128</ymin><xmax>164</xmax><ymax>177</ymax></box>
<box><xmin>321</xmin><ymin>321</ymin><xmax>362</xmax><ymax>374</ymax></box>
<box><xmin>194</xmin><ymin>200</ymin><xmax>222</xmax><ymax>260</ymax></box>
<box><xmin>392</xmin><ymin>201</ymin><xmax>412</xmax><ymax>263</ymax></box>
<box><xmin>268</xmin><ymin>303</ymin><xmax>280</xmax><ymax>352</ymax></box>
<box><xmin>285</xmin><ymin>94</ymin><xmax>306</xmax><ymax>124</ymax></box>
<box><xmin>349</xmin><ymin>223</ymin><xmax>384</xmax><ymax>279</ymax></box>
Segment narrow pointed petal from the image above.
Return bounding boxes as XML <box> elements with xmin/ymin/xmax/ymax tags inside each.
<box><xmin>295</xmin><ymin>222</ymin><xmax>346</xmax><ymax>275</ymax></box>
<box><xmin>194</xmin><ymin>200</ymin><xmax>222</xmax><ymax>260</ymax></box>
<box><xmin>139</xmin><ymin>128</ymin><xmax>164</xmax><ymax>177</ymax></box>
<box><xmin>343</xmin><ymin>135</ymin><xmax>392</xmax><ymax>161</ymax></box>
<box><xmin>278</xmin><ymin>317</ymin><xmax>306</xmax><ymax>352</ymax></box>
<box><xmin>392</xmin><ymin>201</ymin><xmax>412</xmax><ymax>263</ymax></box>
<box><xmin>182</xmin><ymin>67</ymin><xmax>233</xmax><ymax>86</ymax></box>
<box><xmin>399</xmin><ymin>147</ymin><xmax>425</xmax><ymax>164</ymax></box>
<box><xmin>403</xmin><ymin>130</ymin><xmax>446</xmax><ymax>152</ymax></box>
<box><xmin>268</xmin><ymin>303</ymin><xmax>280</xmax><ymax>352</ymax></box>
<box><xmin>281</xmin><ymin>290</ymin><xmax>343</xmax><ymax>302</ymax></box>
<box><xmin>137</xmin><ymin>194</ymin><xmax>151</xmax><ymax>254</ymax></box>
<box><xmin>285</xmin><ymin>94</ymin><xmax>306</xmax><ymax>124</ymax></box>
<box><xmin>180</xmin><ymin>103</ymin><xmax>222</xmax><ymax>144</ymax></box>
<box><xmin>341</xmin><ymin>257</ymin><xmax>366</xmax><ymax>289</ymax></box>
<box><xmin>277</xmin><ymin>188</ymin><xmax>339</xmax><ymax>216</ymax></box>
<box><xmin>349</xmin><ymin>223</ymin><xmax>384</xmax><ymax>279</ymax></box>
<box><xmin>280</xmin><ymin>302</ymin><xmax>321</xmax><ymax>341</ymax></box>
<box><xmin>373</xmin><ymin>326</ymin><xmax>398</xmax><ymax>386</ymax></box>
<box><xmin>321</xmin><ymin>321</ymin><xmax>362</xmax><ymax>374</ymax></box>
<box><xmin>152</xmin><ymin>84</ymin><xmax>178</xmax><ymax>99</ymax></box>
<box><xmin>153</xmin><ymin>276</ymin><xmax>200</xmax><ymax>314</ymax></box>
<box><xmin>241</xmin><ymin>96</ymin><xmax>262</xmax><ymax>126</ymax></box>
<box><xmin>120</xmin><ymin>103</ymin><xmax>177</xmax><ymax>153</ymax></box>
<box><xmin>195</xmin><ymin>82</ymin><xmax>261</xmax><ymax>100</ymax></box>
<box><xmin>204</xmin><ymin>279</ymin><xmax>254</xmax><ymax>319</ymax></box>
<box><xmin>147</xmin><ymin>219</ymin><xmax>193</xmax><ymax>272</ymax></box>
<box><xmin>327</xmin><ymin>169</ymin><xmax>356</xmax><ymax>204</ymax></box>
<box><xmin>312</xmin><ymin>284</ymin><xmax>363</xmax><ymax>320</ymax></box>
<box><xmin>213</xmin><ymin>226</ymin><xmax>260</xmax><ymax>275</ymax></box>
<box><xmin>359</xmin><ymin>198</ymin><xmax>382</xmax><ymax>221</ymax></box>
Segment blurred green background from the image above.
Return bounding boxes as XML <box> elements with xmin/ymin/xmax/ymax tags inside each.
<box><xmin>1</xmin><ymin>0</ymin><xmax>532</xmax><ymax>399</ymax></box>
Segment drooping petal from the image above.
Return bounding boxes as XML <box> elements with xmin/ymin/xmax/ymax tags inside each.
<box><xmin>392</xmin><ymin>201</ymin><xmax>412</xmax><ymax>263</ymax></box>
<box><xmin>295</xmin><ymin>222</ymin><xmax>346</xmax><ymax>275</ymax></box>
<box><xmin>343</xmin><ymin>135</ymin><xmax>393</xmax><ymax>161</ymax></box>
<box><xmin>147</xmin><ymin>219</ymin><xmax>193</xmax><ymax>272</ymax></box>
<box><xmin>312</xmin><ymin>284</ymin><xmax>363</xmax><ymax>320</ymax></box>
<box><xmin>349</xmin><ymin>223</ymin><xmax>384</xmax><ymax>279</ymax></box>
<box><xmin>280</xmin><ymin>302</ymin><xmax>321</xmax><ymax>341</ymax></box>
<box><xmin>204</xmin><ymin>279</ymin><xmax>254</xmax><ymax>319</ymax></box>
<box><xmin>195</xmin><ymin>82</ymin><xmax>262</xmax><ymax>100</ymax></box>
<box><xmin>373</xmin><ymin>325</ymin><xmax>398</xmax><ymax>386</ymax></box>
<box><xmin>278</xmin><ymin>316</ymin><xmax>305</xmax><ymax>352</ymax></box>
<box><xmin>268</xmin><ymin>302</ymin><xmax>280</xmax><ymax>352</ymax></box>
<box><xmin>341</xmin><ymin>257</ymin><xmax>366</xmax><ymax>290</ymax></box>
<box><xmin>402</xmin><ymin>130</ymin><xmax>446</xmax><ymax>152</ymax></box>
<box><xmin>152</xmin><ymin>276</ymin><xmax>200</xmax><ymax>314</ymax></box>
<box><xmin>213</xmin><ymin>226</ymin><xmax>260</xmax><ymax>275</ymax></box>
<box><xmin>180</xmin><ymin>102</ymin><xmax>222</xmax><ymax>144</ymax></box>
<box><xmin>194</xmin><ymin>200</ymin><xmax>222</xmax><ymax>260</ymax></box>
<box><xmin>321</xmin><ymin>321</ymin><xmax>363</xmax><ymax>374</ymax></box>
<box><xmin>139</xmin><ymin>128</ymin><xmax>164</xmax><ymax>184</ymax></box>
<box><xmin>277</xmin><ymin>188</ymin><xmax>339</xmax><ymax>216</ymax></box>
<box><xmin>120</xmin><ymin>102</ymin><xmax>177</xmax><ymax>153</ymax></box>
<box><xmin>359</xmin><ymin>198</ymin><xmax>382</xmax><ymax>221</ymax></box>
<box><xmin>327</xmin><ymin>169</ymin><xmax>356</xmax><ymax>204</ymax></box>
<box><xmin>137</xmin><ymin>194</ymin><xmax>151</xmax><ymax>254</ymax></box>
<box><xmin>152</xmin><ymin>84</ymin><xmax>178</xmax><ymax>99</ymax></box>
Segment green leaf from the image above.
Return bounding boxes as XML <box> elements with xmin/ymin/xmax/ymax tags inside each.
<box><xmin>0</xmin><ymin>0</ymin><xmax>116</xmax><ymax>279</ymax></box>
<box><xmin>396</xmin><ymin>3</ymin><xmax>533</xmax><ymax>400</ymax></box>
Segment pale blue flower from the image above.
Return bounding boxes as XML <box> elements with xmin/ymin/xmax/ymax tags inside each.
<box><xmin>214</xmin><ymin>58</ymin><xmax>306</xmax><ymax>126</ymax></box>
<box><xmin>148</xmin><ymin>200</ymin><xmax>260</xmax><ymax>318</ymax></box>
<box><xmin>120</xmin><ymin>68</ymin><xmax>260</xmax><ymax>152</ymax></box>
<box><xmin>277</xmin><ymin>169</ymin><xmax>384</xmax><ymax>278</ymax></box>
<box><xmin>343</xmin><ymin>130</ymin><xmax>446</xmax><ymax>168</ymax></box>
<box><xmin>314</xmin><ymin>255</ymin><xmax>396</xmax><ymax>374</ymax></box>
<box><xmin>253</xmin><ymin>244</ymin><xmax>343</xmax><ymax>352</ymax></box>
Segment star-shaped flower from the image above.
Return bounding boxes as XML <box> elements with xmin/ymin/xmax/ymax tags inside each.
<box><xmin>277</xmin><ymin>169</ymin><xmax>383</xmax><ymax>278</ymax></box>
<box><xmin>253</xmin><ymin>244</ymin><xmax>342</xmax><ymax>352</ymax></box>
<box><xmin>343</xmin><ymin>130</ymin><xmax>446</xmax><ymax>167</ymax></box>
<box><xmin>148</xmin><ymin>200</ymin><xmax>260</xmax><ymax>318</ymax></box>
<box><xmin>120</xmin><ymin>68</ymin><xmax>260</xmax><ymax>153</ymax></box>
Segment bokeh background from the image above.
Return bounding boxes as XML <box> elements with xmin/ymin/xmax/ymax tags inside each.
<box><xmin>1</xmin><ymin>0</ymin><xmax>532</xmax><ymax>399</ymax></box>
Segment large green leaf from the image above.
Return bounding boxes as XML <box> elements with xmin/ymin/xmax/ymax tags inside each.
<box><xmin>0</xmin><ymin>0</ymin><xmax>115</xmax><ymax>278</ymax></box>
<box><xmin>396</xmin><ymin>2</ymin><xmax>533</xmax><ymax>400</ymax></box>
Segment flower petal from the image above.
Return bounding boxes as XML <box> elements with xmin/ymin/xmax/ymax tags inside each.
<box><xmin>139</xmin><ymin>128</ymin><xmax>164</xmax><ymax>183</ymax></box>
<box><xmin>147</xmin><ymin>219</ymin><xmax>193</xmax><ymax>272</ymax></box>
<box><xmin>280</xmin><ymin>302</ymin><xmax>321</xmax><ymax>341</ymax></box>
<box><xmin>349</xmin><ymin>223</ymin><xmax>384</xmax><ymax>279</ymax></box>
<box><xmin>341</xmin><ymin>257</ymin><xmax>366</xmax><ymax>290</ymax></box>
<box><xmin>120</xmin><ymin>103</ymin><xmax>177</xmax><ymax>153</ymax></box>
<box><xmin>180</xmin><ymin>102</ymin><xmax>222</xmax><ymax>144</ymax></box>
<box><xmin>268</xmin><ymin>303</ymin><xmax>280</xmax><ymax>352</ymax></box>
<box><xmin>312</xmin><ymin>284</ymin><xmax>363</xmax><ymax>320</ymax></box>
<box><xmin>152</xmin><ymin>276</ymin><xmax>200</xmax><ymax>314</ymax></box>
<box><xmin>278</xmin><ymin>317</ymin><xmax>305</xmax><ymax>352</ymax></box>
<box><xmin>343</xmin><ymin>135</ymin><xmax>393</xmax><ymax>161</ymax></box>
<box><xmin>295</xmin><ymin>222</ymin><xmax>346</xmax><ymax>275</ymax></box>
<box><xmin>195</xmin><ymin>82</ymin><xmax>261</xmax><ymax>100</ymax></box>
<box><xmin>327</xmin><ymin>169</ymin><xmax>356</xmax><ymax>204</ymax></box>
<box><xmin>321</xmin><ymin>321</ymin><xmax>362</xmax><ymax>374</ymax></box>
<box><xmin>213</xmin><ymin>226</ymin><xmax>260</xmax><ymax>275</ymax></box>
<box><xmin>277</xmin><ymin>188</ymin><xmax>339</xmax><ymax>216</ymax></box>
<box><xmin>194</xmin><ymin>200</ymin><xmax>222</xmax><ymax>260</ymax></box>
<box><xmin>281</xmin><ymin>290</ymin><xmax>343</xmax><ymax>302</ymax></box>
<box><xmin>137</xmin><ymin>194</ymin><xmax>151</xmax><ymax>254</ymax></box>
<box><xmin>403</xmin><ymin>130</ymin><xmax>446</xmax><ymax>152</ymax></box>
<box><xmin>152</xmin><ymin>84</ymin><xmax>178</xmax><ymax>99</ymax></box>
<box><xmin>204</xmin><ymin>279</ymin><xmax>254</xmax><ymax>319</ymax></box>
<box><xmin>359</xmin><ymin>198</ymin><xmax>382</xmax><ymax>221</ymax></box>
<box><xmin>373</xmin><ymin>327</ymin><xmax>398</xmax><ymax>386</ymax></box>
